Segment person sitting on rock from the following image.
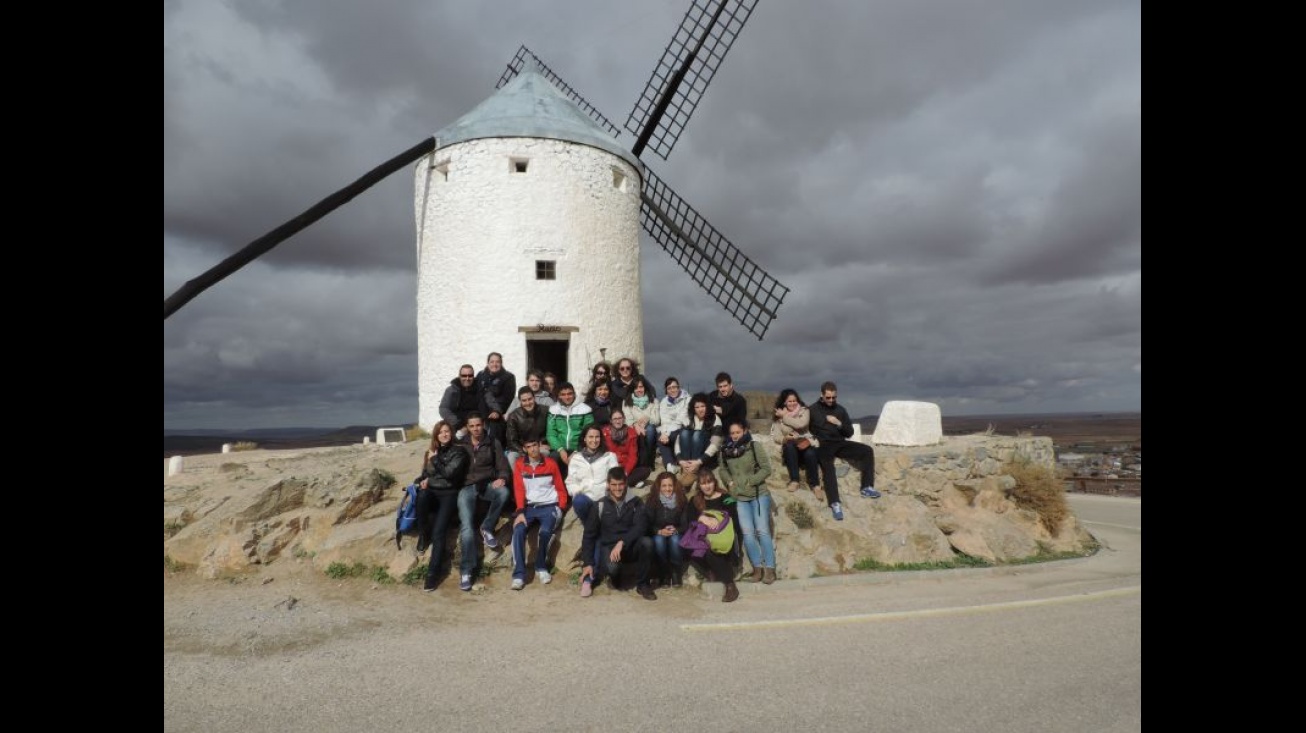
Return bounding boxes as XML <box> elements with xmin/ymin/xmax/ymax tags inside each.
<box><xmin>509</xmin><ymin>437</ymin><xmax>567</xmax><ymax>591</ymax></box>
<box><xmin>808</xmin><ymin>380</ymin><xmax>879</xmax><ymax>523</ymax></box>
<box><xmin>579</xmin><ymin>467</ymin><xmax>657</xmax><ymax>600</ymax></box>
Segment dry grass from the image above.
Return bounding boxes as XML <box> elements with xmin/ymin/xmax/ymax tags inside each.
<box><xmin>405</xmin><ymin>425</ymin><xmax>430</xmax><ymax>442</ymax></box>
<box><xmin>231</xmin><ymin>441</ymin><xmax>259</xmax><ymax>452</ymax></box>
<box><xmin>1004</xmin><ymin>460</ymin><xmax>1070</xmax><ymax>535</ymax></box>
<box><xmin>784</xmin><ymin>501</ymin><xmax>815</xmax><ymax>529</ymax></box>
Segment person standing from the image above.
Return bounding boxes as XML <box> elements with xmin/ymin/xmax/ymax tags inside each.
<box><xmin>509</xmin><ymin>438</ymin><xmax>568</xmax><ymax>590</ymax></box>
<box><xmin>413</xmin><ymin>421</ymin><xmax>471</xmax><ymax>592</ymax></box>
<box><xmin>455</xmin><ymin>413</ymin><xmax>511</xmax><ymax>591</ymax></box>
<box><xmin>438</xmin><ymin>364</ymin><xmax>480</xmax><ymax>437</ymax></box>
<box><xmin>720</xmin><ymin>421</ymin><xmax>776</xmax><ymax>584</ymax></box>
<box><xmin>474</xmin><ymin>352</ymin><xmax>516</xmax><ymax>446</ymax></box>
<box><xmin>708</xmin><ymin>371</ymin><xmax>748</xmax><ymax>431</ymax></box>
<box><xmin>579</xmin><ymin>468</ymin><xmax>657</xmax><ymax>600</ymax></box>
<box><xmin>808</xmin><ymin>381</ymin><xmax>880</xmax><ymax>522</ymax></box>
<box><xmin>771</xmin><ymin>388</ymin><xmax>821</xmax><ymax>494</ymax></box>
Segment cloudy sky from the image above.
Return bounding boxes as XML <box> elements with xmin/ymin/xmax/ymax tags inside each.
<box><xmin>164</xmin><ymin>0</ymin><xmax>1141</xmax><ymax>430</ymax></box>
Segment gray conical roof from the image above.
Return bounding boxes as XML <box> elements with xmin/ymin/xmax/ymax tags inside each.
<box><xmin>434</xmin><ymin>68</ymin><xmax>641</xmax><ymax>170</ymax></box>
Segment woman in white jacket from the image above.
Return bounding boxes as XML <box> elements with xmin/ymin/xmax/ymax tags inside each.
<box><xmin>565</xmin><ymin>424</ymin><xmax>621</xmax><ymax>525</ymax></box>
<box><xmin>622</xmin><ymin>375</ymin><xmax>661</xmax><ymax>472</ymax></box>
<box><xmin>656</xmin><ymin>376</ymin><xmax>691</xmax><ymax>473</ymax></box>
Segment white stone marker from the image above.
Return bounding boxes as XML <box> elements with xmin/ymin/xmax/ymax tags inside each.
<box><xmin>363</xmin><ymin>436</ymin><xmax>371</xmax><ymax>445</ymax></box>
<box><xmin>168</xmin><ymin>455</ymin><xmax>184</xmax><ymax>476</ymax></box>
<box><xmin>221</xmin><ymin>443</ymin><xmax>233</xmax><ymax>454</ymax></box>
<box><xmin>871</xmin><ymin>401</ymin><xmax>943</xmax><ymax>447</ymax></box>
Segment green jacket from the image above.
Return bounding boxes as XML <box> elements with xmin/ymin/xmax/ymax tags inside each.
<box><xmin>721</xmin><ymin>438</ymin><xmax>772</xmax><ymax>501</ymax></box>
<box><xmin>547</xmin><ymin>401</ymin><xmax>594</xmax><ymax>453</ymax></box>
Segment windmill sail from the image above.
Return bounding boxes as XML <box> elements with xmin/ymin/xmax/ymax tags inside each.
<box><xmin>491</xmin><ymin>3</ymin><xmax>788</xmax><ymax>341</ymax></box>
<box><xmin>625</xmin><ymin>0</ymin><xmax>759</xmax><ymax>160</ymax></box>
<box><xmin>641</xmin><ymin>168</ymin><xmax>787</xmax><ymax>340</ymax></box>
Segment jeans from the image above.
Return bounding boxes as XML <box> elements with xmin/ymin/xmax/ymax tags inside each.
<box><xmin>782</xmin><ymin>441</ymin><xmax>821</xmax><ymax>486</ymax></box>
<box><xmin>735</xmin><ymin>495</ymin><xmax>776</xmax><ymax>569</ymax></box>
<box><xmin>650</xmin><ymin>532</ymin><xmax>683</xmax><ymax>576</ymax></box>
<box><xmin>637</xmin><ymin>424</ymin><xmax>659</xmax><ymax>468</ymax></box>
<box><xmin>571</xmin><ymin>493</ymin><xmax>595</xmax><ymax>526</ymax></box>
<box><xmin>511</xmin><ymin>504</ymin><xmax>562</xmax><ymax>579</ymax></box>
<box><xmin>817</xmin><ymin>440</ymin><xmax>875</xmax><ymax>505</ymax></box>
<box><xmin>415</xmin><ymin>489</ymin><xmax>458</xmax><ymax>580</ymax></box>
<box><xmin>678</xmin><ymin>428</ymin><xmax>709</xmax><ymax>460</ymax></box>
<box><xmin>656</xmin><ymin>430</ymin><xmax>681</xmax><ymax>469</ymax></box>
<box><xmin>457</xmin><ymin>481</ymin><xmax>510</xmax><ymax>576</ymax></box>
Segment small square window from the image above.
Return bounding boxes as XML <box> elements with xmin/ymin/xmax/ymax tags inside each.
<box><xmin>535</xmin><ymin>260</ymin><xmax>556</xmax><ymax>280</ymax></box>
<box><xmin>511</xmin><ymin>157</ymin><xmax>529</xmax><ymax>173</ymax></box>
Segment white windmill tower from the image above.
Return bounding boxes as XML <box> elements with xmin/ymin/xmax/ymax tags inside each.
<box><xmin>162</xmin><ymin>1</ymin><xmax>788</xmax><ymax>432</ymax></box>
<box><xmin>414</xmin><ymin>70</ymin><xmax>645</xmax><ymax>429</ymax></box>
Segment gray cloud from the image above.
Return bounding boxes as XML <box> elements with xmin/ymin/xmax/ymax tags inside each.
<box><xmin>164</xmin><ymin>0</ymin><xmax>1141</xmax><ymax>429</ymax></box>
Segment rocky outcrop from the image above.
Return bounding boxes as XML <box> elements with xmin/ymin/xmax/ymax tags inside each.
<box><xmin>163</xmin><ymin>435</ymin><xmax>1095</xmax><ymax>580</ymax></box>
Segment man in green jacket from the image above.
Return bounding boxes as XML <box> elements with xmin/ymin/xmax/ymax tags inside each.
<box><xmin>546</xmin><ymin>382</ymin><xmax>594</xmax><ymax>478</ymax></box>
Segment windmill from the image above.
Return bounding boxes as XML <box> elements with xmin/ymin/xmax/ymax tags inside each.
<box><xmin>162</xmin><ymin>0</ymin><xmax>788</xmax><ymax>431</ymax></box>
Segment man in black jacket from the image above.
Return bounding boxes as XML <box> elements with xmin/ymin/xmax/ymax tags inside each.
<box><xmin>708</xmin><ymin>371</ymin><xmax>748</xmax><ymax>430</ymax></box>
<box><xmin>475</xmin><ymin>352</ymin><xmax>516</xmax><ymax>446</ymax></box>
<box><xmin>808</xmin><ymin>381</ymin><xmax>880</xmax><ymax>523</ymax></box>
<box><xmin>505</xmin><ymin>385</ymin><xmax>550</xmax><ymax>467</ymax></box>
<box><xmin>439</xmin><ymin>364</ymin><xmax>480</xmax><ymax>436</ymax></box>
<box><xmin>580</xmin><ymin>468</ymin><xmax>657</xmax><ymax>600</ymax></box>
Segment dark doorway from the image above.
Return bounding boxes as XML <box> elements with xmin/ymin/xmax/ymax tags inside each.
<box><xmin>527</xmin><ymin>339</ymin><xmax>568</xmax><ymax>386</ymax></box>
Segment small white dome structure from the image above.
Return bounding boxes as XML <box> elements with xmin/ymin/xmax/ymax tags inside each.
<box><xmin>414</xmin><ymin>70</ymin><xmax>645</xmax><ymax>429</ymax></box>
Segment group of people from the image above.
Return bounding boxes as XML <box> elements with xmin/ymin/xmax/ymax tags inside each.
<box><xmin>415</xmin><ymin>353</ymin><xmax>881</xmax><ymax>601</ymax></box>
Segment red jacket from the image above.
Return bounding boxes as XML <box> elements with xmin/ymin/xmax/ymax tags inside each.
<box><xmin>602</xmin><ymin>425</ymin><xmax>640</xmax><ymax>474</ymax></box>
<box><xmin>512</xmin><ymin>455</ymin><xmax>568</xmax><ymax>513</ymax></box>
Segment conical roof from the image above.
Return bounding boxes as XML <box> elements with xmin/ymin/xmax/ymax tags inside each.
<box><xmin>434</xmin><ymin>68</ymin><xmax>641</xmax><ymax>170</ymax></box>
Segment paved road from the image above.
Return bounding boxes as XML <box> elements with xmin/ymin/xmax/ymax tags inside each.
<box><xmin>165</xmin><ymin>494</ymin><xmax>1140</xmax><ymax>733</ymax></box>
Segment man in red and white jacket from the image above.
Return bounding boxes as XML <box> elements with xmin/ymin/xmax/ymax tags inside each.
<box><xmin>510</xmin><ymin>438</ymin><xmax>568</xmax><ymax>590</ymax></box>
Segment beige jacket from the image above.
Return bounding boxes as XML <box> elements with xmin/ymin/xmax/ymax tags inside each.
<box><xmin>771</xmin><ymin>406</ymin><xmax>819</xmax><ymax>447</ymax></box>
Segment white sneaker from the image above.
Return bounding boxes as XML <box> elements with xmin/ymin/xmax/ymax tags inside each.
<box><xmin>633</xmin><ymin>480</ymin><xmax>647</xmax><ymax>490</ymax></box>
<box><xmin>536</xmin><ymin>569</ymin><xmax>553</xmax><ymax>584</ymax></box>
<box><xmin>511</xmin><ymin>578</ymin><xmax>525</xmax><ymax>591</ymax></box>
<box><xmin>668</xmin><ymin>464</ymin><xmax>680</xmax><ymax>475</ymax></box>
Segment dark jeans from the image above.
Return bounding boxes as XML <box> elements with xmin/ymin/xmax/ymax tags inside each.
<box><xmin>689</xmin><ymin>549</ymin><xmax>734</xmax><ymax>585</ymax></box>
<box><xmin>656</xmin><ymin>430</ymin><xmax>681</xmax><ymax>469</ymax></box>
<box><xmin>415</xmin><ymin>489</ymin><xmax>458</xmax><ymax>580</ymax></box>
<box><xmin>596</xmin><ymin>535</ymin><xmax>654</xmax><ymax>588</ymax></box>
<box><xmin>677</xmin><ymin>428</ymin><xmax>717</xmax><ymax>469</ymax></box>
<box><xmin>650</xmin><ymin>532</ymin><xmax>683</xmax><ymax>577</ymax></box>
<box><xmin>511</xmin><ymin>503</ymin><xmax>562</xmax><ymax>579</ymax></box>
<box><xmin>783</xmin><ymin>441</ymin><xmax>821</xmax><ymax>486</ymax></box>
<box><xmin>817</xmin><ymin>440</ymin><xmax>875</xmax><ymax>505</ymax></box>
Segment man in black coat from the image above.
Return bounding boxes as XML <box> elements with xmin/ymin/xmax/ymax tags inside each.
<box><xmin>475</xmin><ymin>352</ymin><xmax>516</xmax><ymax>446</ymax></box>
<box><xmin>439</xmin><ymin>364</ymin><xmax>480</xmax><ymax>436</ymax></box>
<box><xmin>580</xmin><ymin>467</ymin><xmax>657</xmax><ymax>600</ymax></box>
<box><xmin>808</xmin><ymin>380</ymin><xmax>880</xmax><ymax>523</ymax></box>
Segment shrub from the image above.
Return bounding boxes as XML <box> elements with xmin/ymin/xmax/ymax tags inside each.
<box><xmin>324</xmin><ymin>561</ymin><xmax>370</xmax><ymax>579</ymax></box>
<box><xmin>406</xmin><ymin>425</ymin><xmax>430</xmax><ymax>442</ymax></box>
<box><xmin>1004</xmin><ymin>459</ymin><xmax>1070</xmax><ymax>535</ymax></box>
<box><xmin>784</xmin><ymin>501</ymin><xmax>815</xmax><ymax>529</ymax></box>
<box><xmin>371</xmin><ymin>566</ymin><xmax>396</xmax><ymax>585</ymax></box>
<box><xmin>232</xmin><ymin>441</ymin><xmax>259</xmax><ymax>452</ymax></box>
<box><xmin>401</xmin><ymin>564</ymin><xmax>428</xmax><ymax>586</ymax></box>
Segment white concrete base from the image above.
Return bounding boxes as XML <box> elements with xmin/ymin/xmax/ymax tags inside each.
<box><xmin>363</xmin><ymin>436</ymin><xmax>371</xmax><ymax>445</ymax></box>
<box><xmin>375</xmin><ymin>427</ymin><xmax>407</xmax><ymax>445</ymax></box>
<box><xmin>221</xmin><ymin>443</ymin><xmax>233</xmax><ymax>454</ymax></box>
<box><xmin>168</xmin><ymin>455</ymin><xmax>184</xmax><ymax>476</ymax></box>
<box><xmin>871</xmin><ymin>401</ymin><xmax>943</xmax><ymax>446</ymax></box>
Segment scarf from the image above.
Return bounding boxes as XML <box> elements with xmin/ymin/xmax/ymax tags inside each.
<box><xmin>632</xmin><ymin>394</ymin><xmax>649</xmax><ymax>408</ymax></box>
<box><xmin>659</xmin><ymin>494</ymin><xmax>678</xmax><ymax>510</ymax></box>
<box><xmin>580</xmin><ymin>446</ymin><xmax>600</xmax><ymax>460</ymax></box>
<box><xmin>609</xmin><ymin>425</ymin><xmax>629</xmax><ymax>443</ymax></box>
<box><xmin>723</xmin><ymin>433</ymin><xmax>753</xmax><ymax>459</ymax></box>
<box><xmin>787</xmin><ymin>404</ymin><xmax>803</xmax><ymax>418</ymax></box>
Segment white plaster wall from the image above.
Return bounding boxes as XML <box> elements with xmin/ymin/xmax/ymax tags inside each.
<box><xmin>414</xmin><ymin>138</ymin><xmax>644</xmax><ymax>429</ymax></box>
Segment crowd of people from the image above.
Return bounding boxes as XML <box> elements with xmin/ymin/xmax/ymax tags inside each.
<box><xmin>413</xmin><ymin>353</ymin><xmax>880</xmax><ymax>601</ymax></box>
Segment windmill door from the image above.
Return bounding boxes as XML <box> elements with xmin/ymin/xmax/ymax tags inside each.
<box><xmin>526</xmin><ymin>337</ymin><xmax>568</xmax><ymax>386</ymax></box>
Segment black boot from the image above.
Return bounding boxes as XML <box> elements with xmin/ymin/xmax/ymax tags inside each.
<box><xmin>722</xmin><ymin>582</ymin><xmax>739</xmax><ymax>603</ymax></box>
<box><xmin>671</xmin><ymin>571</ymin><xmax>683</xmax><ymax>588</ymax></box>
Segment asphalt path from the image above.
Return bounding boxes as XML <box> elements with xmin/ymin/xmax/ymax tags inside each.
<box><xmin>164</xmin><ymin>494</ymin><xmax>1140</xmax><ymax>733</ymax></box>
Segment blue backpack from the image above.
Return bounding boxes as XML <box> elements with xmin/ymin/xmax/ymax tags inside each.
<box><xmin>395</xmin><ymin>483</ymin><xmax>420</xmax><ymax>549</ymax></box>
